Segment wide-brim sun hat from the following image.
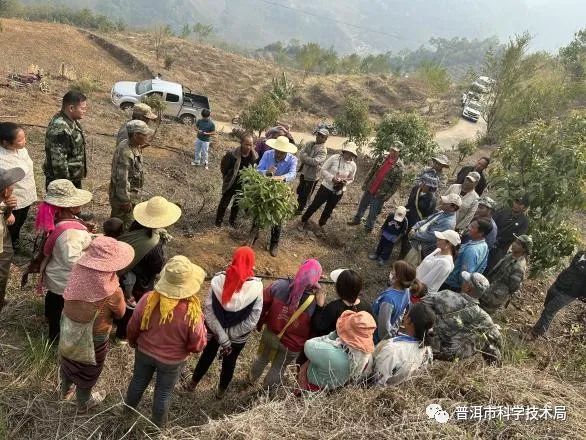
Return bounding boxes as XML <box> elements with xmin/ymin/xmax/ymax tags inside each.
<box><xmin>44</xmin><ymin>179</ymin><xmax>93</xmax><ymax>208</ymax></box>
<box><xmin>155</xmin><ymin>255</ymin><xmax>207</xmax><ymax>300</ymax></box>
<box><xmin>77</xmin><ymin>236</ymin><xmax>135</xmax><ymax>272</ymax></box>
<box><xmin>432</xmin><ymin>154</ymin><xmax>450</xmax><ymax>167</ymax></box>
<box><xmin>513</xmin><ymin>233</ymin><xmax>533</xmax><ymax>255</ymax></box>
<box><xmin>266</xmin><ymin>135</ymin><xmax>298</xmax><ymax>154</ymax></box>
<box><xmin>0</xmin><ymin>167</ymin><xmax>25</xmax><ymax>192</ymax></box>
<box><xmin>133</xmin><ymin>196</ymin><xmax>182</xmax><ymax>229</ymax></box>
<box><xmin>341</xmin><ymin>142</ymin><xmax>358</xmax><ymax>157</ymax></box>
<box><xmin>330</xmin><ymin>268</ymin><xmax>349</xmax><ymax>283</ymax></box>
<box><xmin>434</xmin><ymin>230</ymin><xmax>461</xmax><ymax>246</ymax></box>
<box><xmin>336</xmin><ymin>310</ymin><xmax>376</xmax><ymax>353</ymax></box>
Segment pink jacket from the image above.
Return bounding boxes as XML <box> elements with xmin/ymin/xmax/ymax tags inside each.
<box><xmin>127</xmin><ymin>292</ymin><xmax>207</xmax><ymax>364</ymax></box>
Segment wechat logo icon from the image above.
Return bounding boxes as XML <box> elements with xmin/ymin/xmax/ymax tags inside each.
<box><xmin>426</xmin><ymin>403</ymin><xmax>450</xmax><ymax>424</ymax></box>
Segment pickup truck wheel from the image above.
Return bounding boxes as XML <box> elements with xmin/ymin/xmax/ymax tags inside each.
<box><xmin>120</xmin><ymin>102</ymin><xmax>134</xmax><ymax>111</ymax></box>
<box><xmin>180</xmin><ymin>114</ymin><xmax>195</xmax><ymax>125</ymax></box>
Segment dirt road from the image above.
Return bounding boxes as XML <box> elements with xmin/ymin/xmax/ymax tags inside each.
<box><xmin>215</xmin><ymin>116</ymin><xmax>486</xmax><ymax>153</ymax></box>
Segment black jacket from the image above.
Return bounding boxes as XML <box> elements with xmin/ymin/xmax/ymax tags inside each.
<box><xmin>553</xmin><ymin>251</ymin><xmax>586</xmax><ymax>298</ymax></box>
<box><xmin>456</xmin><ymin>165</ymin><xmax>487</xmax><ymax>195</ymax></box>
<box><xmin>405</xmin><ymin>185</ymin><xmax>437</xmax><ymax>230</ymax></box>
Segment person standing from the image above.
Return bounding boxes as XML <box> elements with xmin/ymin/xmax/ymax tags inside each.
<box><xmin>0</xmin><ymin>167</ymin><xmax>24</xmax><ymax>312</ymax></box>
<box><xmin>487</xmin><ymin>195</ymin><xmax>530</xmax><ymax>272</ymax></box>
<box><xmin>415</xmin><ymin>154</ymin><xmax>450</xmax><ymax>190</ymax></box>
<box><xmin>44</xmin><ymin>90</ymin><xmax>88</xmax><ymax>189</ymax></box>
<box><xmin>461</xmin><ymin>196</ymin><xmax>498</xmax><ymax>250</ymax></box>
<box><xmin>298</xmin><ymin>142</ymin><xmax>357</xmax><ymax>234</ymax></box>
<box><xmin>215</xmin><ymin>133</ymin><xmax>257</xmax><ymax>227</ymax></box>
<box><xmin>416</xmin><ymin>230</ymin><xmax>460</xmax><ymax>295</ymax></box>
<box><xmin>368</xmin><ymin>206</ymin><xmax>408</xmax><ymax>266</ymax></box>
<box><xmin>254</xmin><ymin>136</ymin><xmax>298</xmax><ymax>257</ymax></box>
<box><xmin>408</xmin><ymin>193</ymin><xmax>461</xmax><ymax>260</ymax></box>
<box><xmin>444</xmin><ymin>171</ymin><xmax>481</xmax><ymax>233</ymax></box>
<box><xmin>109</xmin><ymin>120</ymin><xmax>153</xmax><ymax>230</ymax></box>
<box><xmin>186</xmin><ymin>247</ymin><xmax>263</xmax><ymax>398</ymax></box>
<box><xmin>59</xmin><ymin>237</ymin><xmax>134</xmax><ymax>412</ymax></box>
<box><xmin>347</xmin><ymin>142</ymin><xmax>404</xmax><ymax>233</ymax></box>
<box><xmin>255</xmin><ymin>126</ymin><xmax>295</xmax><ymax>162</ymax></box>
<box><xmin>295</xmin><ymin>128</ymin><xmax>328</xmax><ymax>214</ymax></box>
<box><xmin>481</xmin><ymin>234</ymin><xmax>531</xmax><ymax>314</ymax></box>
<box><xmin>527</xmin><ymin>250</ymin><xmax>586</xmax><ymax>340</ymax></box>
<box><xmin>443</xmin><ymin>219</ymin><xmax>491</xmax><ymax>291</ymax></box>
<box><xmin>0</xmin><ymin>123</ymin><xmax>37</xmax><ymax>252</ymax></box>
<box><xmin>125</xmin><ymin>256</ymin><xmax>208</xmax><ymax>427</ymax></box>
<box><xmin>191</xmin><ymin>109</ymin><xmax>216</xmax><ymax>169</ymax></box>
<box><xmin>116</xmin><ymin>103</ymin><xmax>157</xmax><ymax>144</ymax></box>
<box><xmin>456</xmin><ymin>157</ymin><xmax>490</xmax><ymax>195</ymax></box>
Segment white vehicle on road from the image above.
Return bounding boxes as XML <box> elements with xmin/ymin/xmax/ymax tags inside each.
<box><xmin>462</xmin><ymin>100</ymin><xmax>483</xmax><ymax>123</ymax></box>
<box><xmin>111</xmin><ymin>78</ymin><xmax>210</xmax><ymax>125</ymax></box>
<box><xmin>471</xmin><ymin>76</ymin><xmax>495</xmax><ymax>94</ymax></box>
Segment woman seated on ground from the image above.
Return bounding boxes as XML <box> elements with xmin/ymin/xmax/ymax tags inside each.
<box><xmin>311</xmin><ymin>268</ymin><xmax>372</xmax><ymax>337</ymax></box>
<box><xmin>414</xmin><ymin>230</ymin><xmax>460</xmax><ymax>299</ymax></box>
<box><xmin>249</xmin><ymin>259</ymin><xmax>322</xmax><ymax>389</ymax></box>
<box><xmin>370</xmin><ymin>303</ymin><xmax>436</xmax><ymax>386</ymax></box>
<box><xmin>186</xmin><ymin>246</ymin><xmax>263</xmax><ymax>398</ymax></box>
<box><xmin>297</xmin><ymin>310</ymin><xmax>376</xmax><ymax>392</ymax></box>
<box><xmin>125</xmin><ymin>256</ymin><xmax>208</xmax><ymax>428</ymax></box>
<box><xmin>372</xmin><ymin>260</ymin><xmax>420</xmax><ymax>343</ymax></box>
<box><xmin>59</xmin><ymin>237</ymin><xmax>134</xmax><ymax>412</ymax></box>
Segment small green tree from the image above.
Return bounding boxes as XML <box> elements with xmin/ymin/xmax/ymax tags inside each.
<box><xmin>141</xmin><ymin>94</ymin><xmax>166</xmax><ymax>119</ymax></box>
<box><xmin>193</xmin><ymin>22</ymin><xmax>214</xmax><ymax>41</ymax></box>
<box><xmin>240</xmin><ymin>92</ymin><xmax>284</xmax><ymax>137</ymax></box>
<box><xmin>180</xmin><ymin>23</ymin><xmax>191</xmax><ymax>39</ymax></box>
<box><xmin>237</xmin><ymin>167</ymin><xmax>298</xmax><ymax>228</ymax></box>
<box><xmin>490</xmin><ymin>111</ymin><xmax>586</xmax><ymax>275</ymax></box>
<box><xmin>270</xmin><ymin>72</ymin><xmax>296</xmax><ymax>102</ymax></box>
<box><xmin>152</xmin><ymin>24</ymin><xmax>173</xmax><ymax>60</ymax></box>
<box><xmin>370</xmin><ymin>111</ymin><xmax>438</xmax><ymax>164</ymax></box>
<box><xmin>559</xmin><ymin>28</ymin><xmax>586</xmax><ymax>81</ymax></box>
<box><xmin>334</xmin><ymin>95</ymin><xmax>372</xmax><ymax>147</ymax></box>
<box><xmin>296</xmin><ymin>42</ymin><xmax>322</xmax><ymax>78</ymax></box>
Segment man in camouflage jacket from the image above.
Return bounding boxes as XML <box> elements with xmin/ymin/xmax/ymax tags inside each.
<box><xmin>422</xmin><ymin>271</ymin><xmax>503</xmax><ymax>364</ymax></box>
<box><xmin>43</xmin><ymin>91</ymin><xmax>88</xmax><ymax>189</ymax></box>
<box><xmin>348</xmin><ymin>141</ymin><xmax>405</xmax><ymax>232</ymax></box>
<box><xmin>109</xmin><ymin>120</ymin><xmax>153</xmax><ymax>229</ymax></box>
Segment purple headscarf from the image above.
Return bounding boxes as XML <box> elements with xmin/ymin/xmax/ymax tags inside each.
<box><xmin>288</xmin><ymin>259</ymin><xmax>322</xmax><ymax>306</ymax></box>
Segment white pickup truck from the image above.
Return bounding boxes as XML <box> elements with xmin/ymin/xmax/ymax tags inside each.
<box><xmin>111</xmin><ymin>79</ymin><xmax>210</xmax><ymax>125</ymax></box>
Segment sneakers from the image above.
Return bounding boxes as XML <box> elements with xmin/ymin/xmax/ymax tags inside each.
<box><xmin>191</xmin><ymin>160</ymin><xmax>200</xmax><ymax>166</ymax></box>
<box><xmin>205</xmin><ymin>165</ymin><xmax>209</xmax><ymax>170</ymax></box>
<box><xmin>215</xmin><ymin>387</ymin><xmax>227</xmax><ymax>400</ymax></box>
<box><xmin>368</xmin><ymin>253</ymin><xmax>378</xmax><ymax>260</ymax></box>
<box><xmin>77</xmin><ymin>392</ymin><xmax>104</xmax><ymax>413</ymax></box>
<box><xmin>347</xmin><ymin>219</ymin><xmax>361</xmax><ymax>226</ymax></box>
<box><xmin>269</xmin><ymin>243</ymin><xmax>279</xmax><ymax>257</ymax></box>
<box><xmin>377</xmin><ymin>258</ymin><xmax>385</xmax><ymax>267</ymax></box>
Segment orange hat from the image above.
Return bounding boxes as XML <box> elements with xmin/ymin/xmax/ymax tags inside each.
<box><xmin>336</xmin><ymin>310</ymin><xmax>377</xmax><ymax>353</ymax></box>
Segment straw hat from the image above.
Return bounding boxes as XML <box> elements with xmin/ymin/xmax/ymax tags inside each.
<box><xmin>133</xmin><ymin>196</ymin><xmax>182</xmax><ymax>229</ymax></box>
<box><xmin>44</xmin><ymin>179</ymin><xmax>93</xmax><ymax>208</ymax></box>
<box><xmin>336</xmin><ymin>310</ymin><xmax>377</xmax><ymax>353</ymax></box>
<box><xmin>77</xmin><ymin>236</ymin><xmax>135</xmax><ymax>272</ymax></box>
<box><xmin>0</xmin><ymin>167</ymin><xmax>25</xmax><ymax>192</ymax></box>
<box><xmin>155</xmin><ymin>256</ymin><xmax>206</xmax><ymax>300</ymax></box>
<box><xmin>341</xmin><ymin>142</ymin><xmax>358</xmax><ymax>157</ymax></box>
<box><xmin>266</xmin><ymin>135</ymin><xmax>298</xmax><ymax>154</ymax></box>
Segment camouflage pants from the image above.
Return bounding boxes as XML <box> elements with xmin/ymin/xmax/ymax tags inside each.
<box><xmin>110</xmin><ymin>202</ymin><xmax>135</xmax><ymax>231</ymax></box>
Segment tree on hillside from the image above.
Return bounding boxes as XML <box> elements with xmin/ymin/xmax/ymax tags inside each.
<box><xmin>296</xmin><ymin>43</ymin><xmax>322</xmax><ymax>78</ymax></box>
<box><xmin>152</xmin><ymin>24</ymin><xmax>173</xmax><ymax>60</ymax></box>
<box><xmin>370</xmin><ymin>111</ymin><xmax>438</xmax><ymax>164</ymax></box>
<box><xmin>334</xmin><ymin>95</ymin><xmax>372</xmax><ymax>147</ymax></box>
<box><xmin>180</xmin><ymin>23</ymin><xmax>191</xmax><ymax>39</ymax></box>
<box><xmin>559</xmin><ymin>28</ymin><xmax>586</xmax><ymax>81</ymax></box>
<box><xmin>193</xmin><ymin>22</ymin><xmax>214</xmax><ymax>41</ymax></box>
<box><xmin>240</xmin><ymin>92</ymin><xmax>285</xmax><ymax>137</ymax></box>
<box><xmin>416</xmin><ymin>61</ymin><xmax>451</xmax><ymax>114</ymax></box>
<box><xmin>490</xmin><ymin>111</ymin><xmax>586</xmax><ymax>275</ymax></box>
<box><xmin>482</xmin><ymin>33</ymin><xmax>532</xmax><ymax>142</ymax></box>
<box><xmin>0</xmin><ymin>0</ymin><xmax>18</xmax><ymax>17</ymax></box>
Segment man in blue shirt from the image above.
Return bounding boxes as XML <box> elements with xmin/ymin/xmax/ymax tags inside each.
<box><xmin>443</xmin><ymin>218</ymin><xmax>492</xmax><ymax>291</ymax></box>
<box><xmin>254</xmin><ymin>136</ymin><xmax>298</xmax><ymax>256</ymax></box>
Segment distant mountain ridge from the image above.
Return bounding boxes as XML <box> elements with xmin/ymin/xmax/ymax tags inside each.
<box><xmin>25</xmin><ymin>0</ymin><xmax>586</xmax><ymax>52</ymax></box>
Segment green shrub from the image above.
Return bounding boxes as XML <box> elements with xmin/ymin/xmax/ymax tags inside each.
<box><xmin>240</xmin><ymin>92</ymin><xmax>285</xmax><ymax>137</ymax></box>
<box><xmin>237</xmin><ymin>167</ymin><xmax>297</xmax><ymax>228</ymax></box>
<box><xmin>334</xmin><ymin>94</ymin><xmax>372</xmax><ymax>147</ymax></box>
<box><xmin>141</xmin><ymin>94</ymin><xmax>166</xmax><ymax>119</ymax></box>
<box><xmin>164</xmin><ymin>53</ymin><xmax>175</xmax><ymax>69</ymax></box>
<box><xmin>71</xmin><ymin>76</ymin><xmax>101</xmax><ymax>94</ymax></box>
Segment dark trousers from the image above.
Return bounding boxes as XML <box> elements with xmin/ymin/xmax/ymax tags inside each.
<box><xmin>296</xmin><ymin>176</ymin><xmax>318</xmax><ymax>213</ymax></box>
<box><xmin>191</xmin><ymin>339</ymin><xmax>246</xmax><ymax>391</ymax></box>
<box><xmin>354</xmin><ymin>191</ymin><xmax>384</xmax><ymax>231</ymax></box>
<box><xmin>45</xmin><ymin>291</ymin><xmax>64</xmax><ymax>341</ymax></box>
<box><xmin>115</xmin><ymin>307</ymin><xmax>133</xmax><ymax>340</ymax></box>
<box><xmin>375</xmin><ymin>236</ymin><xmax>397</xmax><ymax>261</ymax></box>
<box><xmin>0</xmin><ymin>234</ymin><xmax>13</xmax><ymax>312</ymax></box>
<box><xmin>125</xmin><ymin>350</ymin><xmax>184</xmax><ymax>428</ymax></box>
<box><xmin>532</xmin><ymin>286</ymin><xmax>577</xmax><ymax>336</ymax></box>
<box><xmin>8</xmin><ymin>205</ymin><xmax>30</xmax><ymax>248</ymax></box>
<box><xmin>216</xmin><ymin>184</ymin><xmax>241</xmax><ymax>226</ymax></box>
<box><xmin>302</xmin><ymin>185</ymin><xmax>343</xmax><ymax>226</ymax></box>
<box><xmin>251</xmin><ymin>223</ymin><xmax>281</xmax><ymax>246</ymax></box>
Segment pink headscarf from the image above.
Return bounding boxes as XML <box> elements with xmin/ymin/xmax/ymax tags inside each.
<box><xmin>288</xmin><ymin>259</ymin><xmax>322</xmax><ymax>307</ymax></box>
<box><xmin>35</xmin><ymin>202</ymin><xmax>60</xmax><ymax>233</ymax></box>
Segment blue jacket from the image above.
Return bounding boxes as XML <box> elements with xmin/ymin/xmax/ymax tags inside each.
<box><xmin>411</xmin><ymin>211</ymin><xmax>457</xmax><ymax>255</ymax></box>
<box><xmin>446</xmin><ymin>239</ymin><xmax>489</xmax><ymax>290</ymax></box>
<box><xmin>372</xmin><ymin>288</ymin><xmax>410</xmax><ymax>343</ymax></box>
<box><xmin>257</xmin><ymin>150</ymin><xmax>298</xmax><ymax>183</ymax></box>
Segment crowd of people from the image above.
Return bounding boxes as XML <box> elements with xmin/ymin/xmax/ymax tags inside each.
<box><xmin>0</xmin><ymin>89</ymin><xmax>583</xmax><ymax>428</ymax></box>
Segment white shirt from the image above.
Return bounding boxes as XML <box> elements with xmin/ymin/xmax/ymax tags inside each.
<box><xmin>44</xmin><ymin>229</ymin><xmax>92</xmax><ymax>295</ymax></box>
<box><xmin>0</xmin><ymin>147</ymin><xmax>37</xmax><ymax>209</ymax></box>
<box><xmin>372</xmin><ymin>337</ymin><xmax>432</xmax><ymax>386</ymax></box>
<box><xmin>444</xmin><ymin>184</ymin><xmax>479</xmax><ymax>231</ymax></box>
<box><xmin>320</xmin><ymin>154</ymin><xmax>357</xmax><ymax>194</ymax></box>
<box><xmin>416</xmin><ymin>248</ymin><xmax>455</xmax><ymax>294</ymax></box>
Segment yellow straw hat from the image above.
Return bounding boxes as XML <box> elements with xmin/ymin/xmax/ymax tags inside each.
<box><xmin>266</xmin><ymin>135</ymin><xmax>298</xmax><ymax>154</ymax></box>
<box><xmin>154</xmin><ymin>256</ymin><xmax>206</xmax><ymax>300</ymax></box>
<box><xmin>133</xmin><ymin>196</ymin><xmax>182</xmax><ymax>229</ymax></box>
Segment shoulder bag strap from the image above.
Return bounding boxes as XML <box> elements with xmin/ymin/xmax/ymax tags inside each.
<box><xmin>277</xmin><ymin>295</ymin><xmax>315</xmax><ymax>339</ymax></box>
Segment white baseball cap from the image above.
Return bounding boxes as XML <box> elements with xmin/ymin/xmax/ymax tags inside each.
<box><xmin>330</xmin><ymin>269</ymin><xmax>348</xmax><ymax>283</ymax></box>
<box><xmin>393</xmin><ymin>206</ymin><xmax>408</xmax><ymax>222</ymax></box>
<box><xmin>434</xmin><ymin>230</ymin><xmax>461</xmax><ymax>246</ymax></box>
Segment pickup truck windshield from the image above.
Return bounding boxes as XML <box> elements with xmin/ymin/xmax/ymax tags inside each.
<box><xmin>468</xmin><ymin>102</ymin><xmax>482</xmax><ymax>111</ymax></box>
<box><xmin>136</xmin><ymin>80</ymin><xmax>153</xmax><ymax>95</ymax></box>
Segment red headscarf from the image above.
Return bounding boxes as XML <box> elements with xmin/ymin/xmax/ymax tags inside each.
<box><xmin>222</xmin><ymin>246</ymin><xmax>256</xmax><ymax>305</ymax></box>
